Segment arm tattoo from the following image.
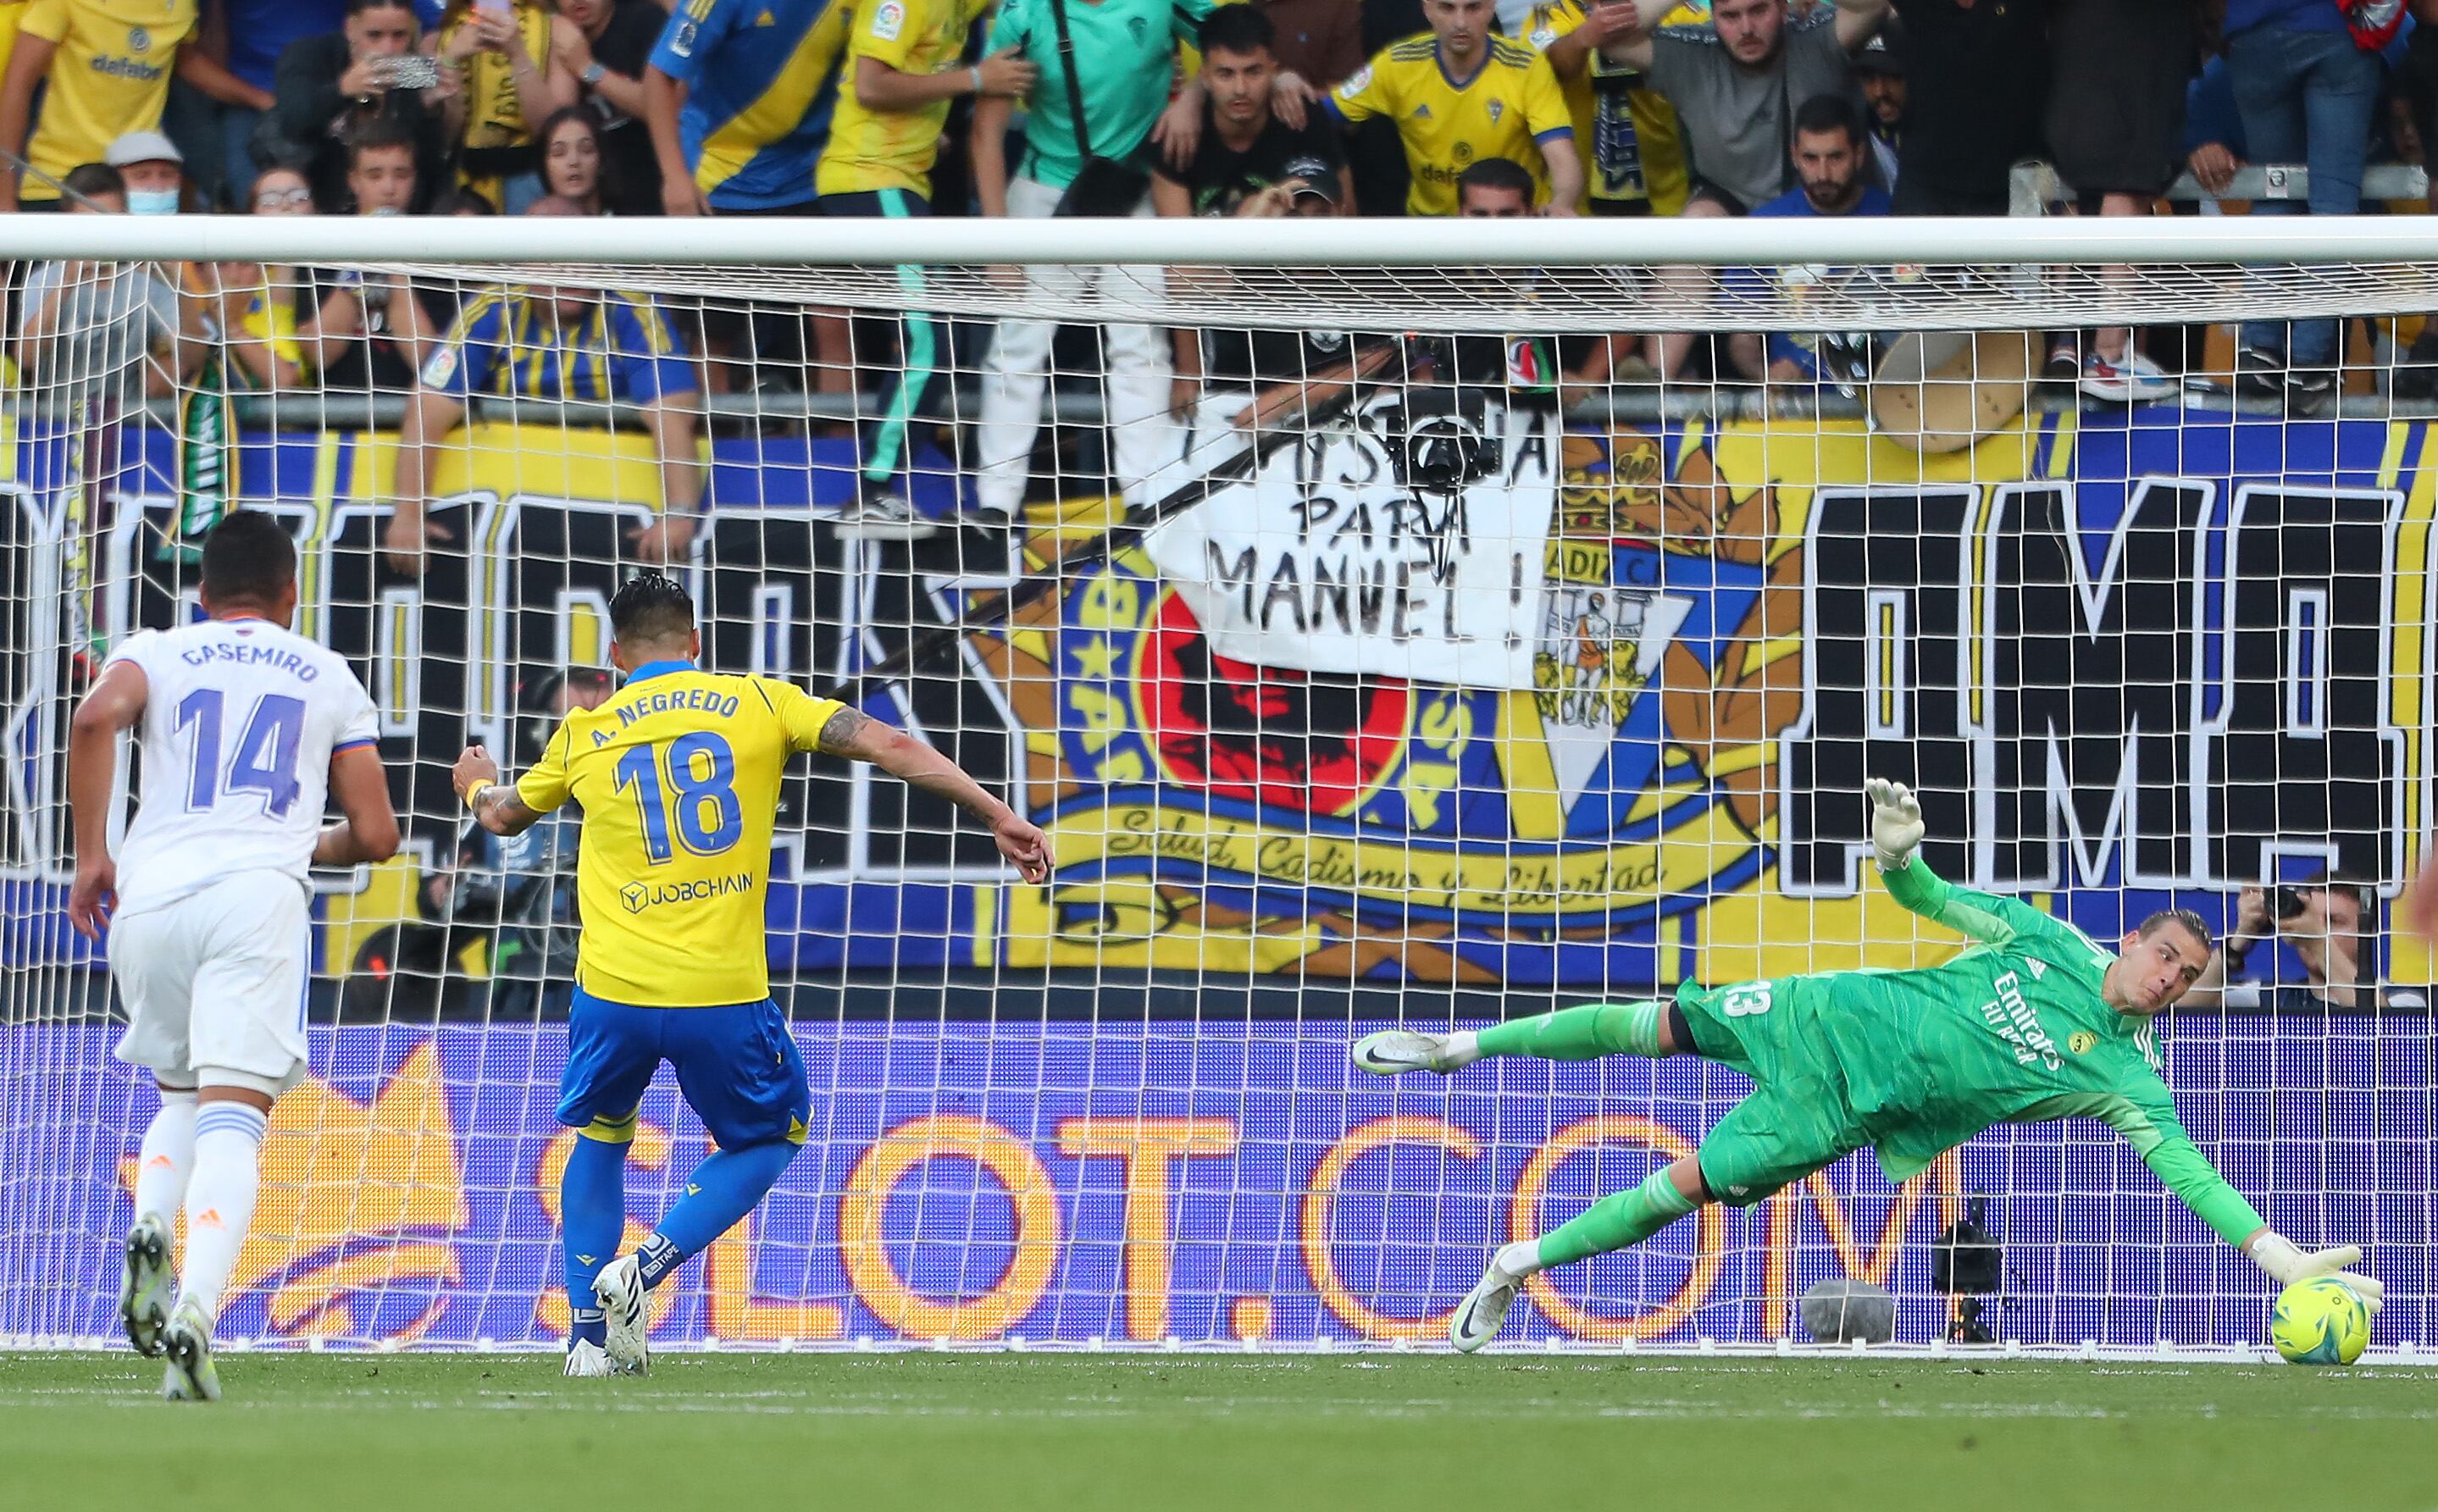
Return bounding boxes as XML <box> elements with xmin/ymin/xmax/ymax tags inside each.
<box><xmin>816</xmin><ymin>705</ymin><xmax>873</xmax><ymax>756</ymax></box>
<box><xmin>497</xmin><ymin>794</ymin><xmax>544</xmax><ymax>830</ymax></box>
<box><xmin>479</xmin><ymin>786</ymin><xmax>546</xmax><ymax>836</ymax></box>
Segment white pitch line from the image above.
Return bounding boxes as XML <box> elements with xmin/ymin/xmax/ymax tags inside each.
<box><xmin>3</xmin><ymin>1390</ymin><xmax>2436</xmax><ymax>1424</ymax></box>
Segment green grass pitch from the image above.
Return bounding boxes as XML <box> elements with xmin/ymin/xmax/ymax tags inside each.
<box><xmin>4</xmin><ymin>1351</ymin><xmax>2435</xmax><ymax>1512</ymax></box>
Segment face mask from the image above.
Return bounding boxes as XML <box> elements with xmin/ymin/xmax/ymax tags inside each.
<box><xmin>126</xmin><ymin>188</ymin><xmax>179</xmax><ymax>216</ymax></box>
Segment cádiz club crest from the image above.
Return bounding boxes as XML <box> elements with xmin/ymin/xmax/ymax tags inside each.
<box><xmin>972</xmin><ymin>418</ymin><xmax>1806</xmax><ymax>984</ymax></box>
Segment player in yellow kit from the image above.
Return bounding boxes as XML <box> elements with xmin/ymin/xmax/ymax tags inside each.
<box><xmin>0</xmin><ymin>0</ymin><xmax>200</xmax><ymax>210</ymax></box>
<box><xmin>1327</xmin><ymin>0</ymin><xmax>1579</xmax><ymax>216</ymax></box>
<box><xmin>454</xmin><ymin>573</ymin><xmax>1050</xmax><ymax>1376</ymax></box>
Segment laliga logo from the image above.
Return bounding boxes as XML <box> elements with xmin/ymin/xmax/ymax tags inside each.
<box><xmin>118</xmin><ymin>1041</ymin><xmax>467</xmax><ymax>1342</ymax></box>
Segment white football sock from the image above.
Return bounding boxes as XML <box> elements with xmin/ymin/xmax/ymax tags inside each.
<box><xmin>133</xmin><ymin>1090</ymin><xmax>197</xmax><ymax>1226</ymax></box>
<box><xmin>180</xmin><ymin>1100</ymin><xmax>269</xmax><ymax>1323</ymax></box>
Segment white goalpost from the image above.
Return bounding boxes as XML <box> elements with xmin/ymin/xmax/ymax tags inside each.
<box><xmin>0</xmin><ymin>213</ymin><xmax>2429</xmax><ymax>1359</ymax></box>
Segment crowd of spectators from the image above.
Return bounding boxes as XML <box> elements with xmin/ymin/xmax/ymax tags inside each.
<box><xmin>4</xmin><ymin>0</ymin><xmax>2438</xmax><ymax>548</ymax></box>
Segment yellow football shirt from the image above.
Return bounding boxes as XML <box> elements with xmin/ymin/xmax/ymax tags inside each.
<box><xmin>228</xmin><ymin>279</ymin><xmax>303</xmax><ymax>390</ymax></box>
<box><xmin>514</xmin><ymin>662</ymin><xmax>846</xmax><ymax>1007</ymax></box>
<box><xmin>817</xmin><ymin>0</ymin><xmax>994</xmax><ymax>198</ymax></box>
<box><xmin>1330</xmin><ymin>31</ymin><xmax>1572</xmax><ymax>217</ymax></box>
<box><xmin>1522</xmin><ymin>0</ymin><xmax>1698</xmax><ymax>217</ymax></box>
<box><xmin>17</xmin><ymin>0</ymin><xmax>197</xmax><ymax>203</ymax></box>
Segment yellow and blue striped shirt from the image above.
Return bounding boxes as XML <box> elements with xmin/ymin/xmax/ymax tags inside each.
<box><xmin>650</xmin><ymin>0</ymin><xmax>850</xmax><ymax>210</ymax></box>
<box><xmin>418</xmin><ymin>288</ymin><xmax>697</xmax><ymax>403</ymax></box>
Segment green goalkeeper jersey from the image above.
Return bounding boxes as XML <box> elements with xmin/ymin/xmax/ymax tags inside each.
<box><xmin>1779</xmin><ymin>856</ymin><xmax>2265</xmax><ymax>1249</ymax></box>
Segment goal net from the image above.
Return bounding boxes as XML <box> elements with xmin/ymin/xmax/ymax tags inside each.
<box><xmin>0</xmin><ymin>216</ymin><xmax>2429</xmax><ymax>1358</ymax></box>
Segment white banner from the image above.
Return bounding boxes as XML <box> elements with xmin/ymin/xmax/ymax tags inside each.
<box><xmin>1145</xmin><ymin>392</ymin><xmax>1558</xmax><ymax>690</ymax></box>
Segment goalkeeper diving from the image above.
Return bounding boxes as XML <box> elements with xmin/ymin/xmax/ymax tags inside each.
<box><xmin>1357</xmin><ymin>778</ymin><xmax>2386</xmax><ymax>1352</ymax></box>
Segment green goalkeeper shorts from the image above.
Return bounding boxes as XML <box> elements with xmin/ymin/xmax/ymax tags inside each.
<box><xmin>1673</xmin><ymin>977</ymin><xmax>1872</xmax><ymax>1207</ymax></box>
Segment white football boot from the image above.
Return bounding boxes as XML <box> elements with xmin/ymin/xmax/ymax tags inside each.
<box><xmin>1450</xmin><ymin>1242</ymin><xmax>1541</xmax><ymax>1354</ymax></box>
<box><xmin>1351</xmin><ymin>1030</ymin><xmax>1480</xmax><ymax>1077</ymax></box>
<box><xmin>591</xmin><ymin>1253</ymin><xmax>650</xmax><ymax>1375</ymax></box>
<box><xmin>119</xmin><ymin>1212</ymin><xmax>175</xmax><ymax>1358</ymax></box>
<box><xmin>160</xmin><ymin>1299</ymin><xmax>222</xmax><ymax>1402</ymax></box>
<box><xmin>562</xmin><ymin>1339</ymin><xmax>613</xmax><ymax>1378</ymax></box>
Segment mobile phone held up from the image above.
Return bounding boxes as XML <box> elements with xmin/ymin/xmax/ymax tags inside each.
<box><xmin>372</xmin><ymin>53</ymin><xmax>441</xmax><ymax>91</ymax></box>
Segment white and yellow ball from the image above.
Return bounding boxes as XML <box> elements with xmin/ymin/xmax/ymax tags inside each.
<box><xmin>2269</xmin><ymin>1277</ymin><xmax>2372</xmax><ymax>1365</ymax></box>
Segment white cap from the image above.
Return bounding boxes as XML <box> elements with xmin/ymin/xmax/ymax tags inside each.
<box><xmin>104</xmin><ymin>130</ymin><xmax>184</xmax><ymax>169</ymax></box>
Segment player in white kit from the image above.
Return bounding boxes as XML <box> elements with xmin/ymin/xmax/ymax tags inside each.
<box><xmin>66</xmin><ymin>512</ymin><xmax>400</xmax><ymax>1401</ymax></box>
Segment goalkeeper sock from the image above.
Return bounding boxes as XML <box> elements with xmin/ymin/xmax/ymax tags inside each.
<box><xmin>133</xmin><ymin>1088</ymin><xmax>198</xmax><ymax>1225</ymax></box>
<box><xmin>1536</xmin><ymin>1166</ymin><xmax>1700</xmax><ymax>1269</ymax></box>
<box><xmin>561</xmin><ymin>1133</ymin><xmax>627</xmax><ymax>1350</ymax></box>
<box><xmin>180</xmin><ymin>1100</ymin><xmax>268</xmax><ymax>1321</ymax></box>
<box><xmin>1475</xmin><ymin>1001</ymin><xmax>1669</xmax><ymax>1061</ymax></box>
<box><xmin>634</xmin><ymin>1140</ymin><xmax>800</xmax><ymax>1289</ymax></box>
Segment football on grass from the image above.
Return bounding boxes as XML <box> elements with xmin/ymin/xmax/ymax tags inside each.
<box><xmin>2270</xmin><ymin>1277</ymin><xmax>2371</xmax><ymax>1365</ymax></box>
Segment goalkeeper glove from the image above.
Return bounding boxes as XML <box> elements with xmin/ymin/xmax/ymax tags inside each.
<box><xmin>2247</xmin><ymin>1232</ymin><xmax>2385</xmax><ymax>1313</ymax></box>
<box><xmin>1864</xmin><ymin>777</ymin><xmax>1925</xmax><ymax>872</ymax></box>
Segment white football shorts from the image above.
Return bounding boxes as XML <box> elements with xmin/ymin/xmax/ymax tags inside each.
<box><xmin>109</xmin><ymin>871</ymin><xmax>312</xmax><ymax>1095</ymax></box>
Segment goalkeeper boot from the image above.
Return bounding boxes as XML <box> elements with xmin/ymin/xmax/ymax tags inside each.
<box><xmin>593</xmin><ymin>1252</ymin><xmax>651</xmax><ymax>1376</ymax></box>
<box><xmin>1352</xmin><ymin>1029</ymin><xmax>1479</xmax><ymax>1077</ymax></box>
<box><xmin>1450</xmin><ymin>1241</ymin><xmax>1539</xmax><ymax>1354</ymax></box>
<box><xmin>563</xmin><ymin>1339</ymin><xmax>613</xmax><ymax>1378</ymax></box>
<box><xmin>160</xmin><ymin>1299</ymin><xmax>222</xmax><ymax>1402</ymax></box>
<box><xmin>119</xmin><ymin>1211</ymin><xmax>174</xmax><ymax>1358</ymax></box>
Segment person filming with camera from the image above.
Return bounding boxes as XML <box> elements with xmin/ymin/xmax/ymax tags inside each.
<box><xmin>269</xmin><ymin>0</ymin><xmax>456</xmax><ymax>213</ymax></box>
<box><xmin>2183</xmin><ymin>872</ymin><xmax>2412</xmax><ymax>1011</ymax></box>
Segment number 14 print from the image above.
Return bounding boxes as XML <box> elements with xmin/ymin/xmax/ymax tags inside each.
<box><xmin>175</xmin><ymin>689</ymin><xmax>305</xmax><ymax>816</ymax></box>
